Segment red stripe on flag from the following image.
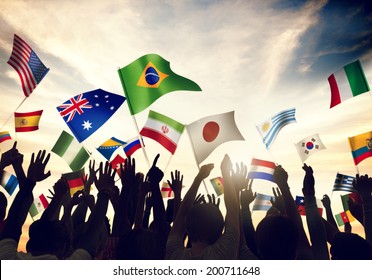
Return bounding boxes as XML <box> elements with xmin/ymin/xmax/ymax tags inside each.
<box><xmin>15</xmin><ymin>126</ymin><xmax>39</xmax><ymax>132</ymax></box>
<box><xmin>328</xmin><ymin>74</ymin><xmax>341</xmax><ymax>108</ymax></box>
<box><xmin>140</xmin><ymin>127</ymin><xmax>177</xmax><ymax>154</ymax></box>
<box><xmin>251</xmin><ymin>158</ymin><xmax>276</xmax><ymax>169</ymax></box>
<box><xmin>14</xmin><ymin>110</ymin><xmax>43</xmax><ymax>117</ymax></box>
<box><xmin>39</xmin><ymin>195</ymin><xmax>49</xmax><ymax>209</ymax></box>
<box><xmin>68</xmin><ymin>178</ymin><xmax>84</xmax><ymax>189</ymax></box>
<box><xmin>353</xmin><ymin>151</ymin><xmax>372</xmax><ymax>165</ymax></box>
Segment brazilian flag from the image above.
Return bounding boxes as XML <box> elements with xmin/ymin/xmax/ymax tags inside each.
<box><xmin>118</xmin><ymin>54</ymin><xmax>201</xmax><ymax>115</ymax></box>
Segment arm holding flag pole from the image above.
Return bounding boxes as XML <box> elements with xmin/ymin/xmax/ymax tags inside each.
<box><xmin>166</xmin><ymin>162</ymin><xmax>214</xmax><ymax>257</ymax></box>
<box><xmin>273</xmin><ymin>164</ymin><xmax>312</xmax><ymax>259</ymax></box>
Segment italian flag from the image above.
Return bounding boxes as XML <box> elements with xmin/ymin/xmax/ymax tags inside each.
<box><xmin>29</xmin><ymin>194</ymin><xmax>49</xmax><ymax>218</ymax></box>
<box><xmin>51</xmin><ymin>131</ymin><xmax>90</xmax><ymax>171</ymax></box>
<box><xmin>328</xmin><ymin>60</ymin><xmax>370</xmax><ymax>108</ymax></box>
<box><xmin>140</xmin><ymin>110</ymin><xmax>185</xmax><ymax>154</ymax></box>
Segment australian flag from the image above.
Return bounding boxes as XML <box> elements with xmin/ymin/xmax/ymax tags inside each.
<box><xmin>57</xmin><ymin>89</ymin><xmax>125</xmax><ymax>142</ymax></box>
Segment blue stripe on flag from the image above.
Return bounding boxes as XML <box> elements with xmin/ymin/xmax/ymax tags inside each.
<box><xmin>248</xmin><ymin>171</ymin><xmax>274</xmax><ymax>182</ymax></box>
<box><xmin>4</xmin><ymin>174</ymin><xmax>19</xmax><ymax>195</ymax></box>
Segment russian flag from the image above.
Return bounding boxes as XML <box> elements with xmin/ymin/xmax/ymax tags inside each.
<box><xmin>123</xmin><ymin>137</ymin><xmax>142</xmax><ymax>157</ymax></box>
<box><xmin>248</xmin><ymin>158</ymin><xmax>276</xmax><ymax>182</ymax></box>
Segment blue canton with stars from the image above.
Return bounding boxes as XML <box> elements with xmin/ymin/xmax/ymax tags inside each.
<box><xmin>57</xmin><ymin>89</ymin><xmax>126</xmax><ymax>142</ymax></box>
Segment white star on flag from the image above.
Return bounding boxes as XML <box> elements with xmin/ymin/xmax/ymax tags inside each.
<box><xmin>82</xmin><ymin>120</ymin><xmax>92</xmax><ymax>130</ymax></box>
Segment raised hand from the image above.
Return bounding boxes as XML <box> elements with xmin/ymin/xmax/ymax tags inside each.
<box><xmin>273</xmin><ymin>165</ymin><xmax>288</xmax><ymax>190</ymax></box>
<box><xmin>353</xmin><ymin>174</ymin><xmax>372</xmax><ymax>200</ymax></box>
<box><xmin>194</xmin><ymin>193</ymin><xmax>206</xmax><ymax>205</ymax></box>
<box><xmin>120</xmin><ymin>157</ymin><xmax>136</xmax><ymax>189</ymax></box>
<box><xmin>220</xmin><ymin>154</ymin><xmax>232</xmax><ymax>176</ymax></box>
<box><xmin>232</xmin><ymin>162</ymin><xmax>249</xmax><ymax>192</ymax></box>
<box><xmin>321</xmin><ymin>194</ymin><xmax>331</xmax><ymax>209</ymax></box>
<box><xmin>240</xmin><ymin>179</ymin><xmax>256</xmax><ymax>209</ymax></box>
<box><xmin>0</xmin><ymin>141</ymin><xmax>19</xmax><ymax>168</ymax></box>
<box><xmin>270</xmin><ymin>187</ymin><xmax>285</xmax><ymax>214</ymax></box>
<box><xmin>167</xmin><ymin>170</ymin><xmax>183</xmax><ymax>198</ymax></box>
<box><xmin>302</xmin><ymin>163</ymin><xmax>315</xmax><ymax>197</ymax></box>
<box><xmin>95</xmin><ymin>161</ymin><xmax>116</xmax><ymax>194</ymax></box>
<box><xmin>83</xmin><ymin>159</ymin><xmax>97</xmax><ymax>193</ymax></box>
<box><xmin>146</xmin><ymin>154</ymin><xmax>164</xmax><ymax>184</ymax></box>
<box><xmin>196</xmin><ymin>163</ymin><xmax>214</xmax><ymax>181</ymax></box>
<box><xmin>206</xmin><ymin>193</ymin><xmax>220</xmax><ymax>208</ymax></box>
<box><xmin>53</xmin><ymin>177</ymin><xmax>69</xmax><ymax>199</ymax></box>
<box><xmin>27</xmin><ymin>150</ymin><xmax>51</xmax><ymax>182</ymax></box>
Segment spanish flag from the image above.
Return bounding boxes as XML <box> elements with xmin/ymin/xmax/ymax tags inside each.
<box><xmin>14</xmin><ymin>110</ymin><xmax>43</xmax><ymax>132</ymax></box>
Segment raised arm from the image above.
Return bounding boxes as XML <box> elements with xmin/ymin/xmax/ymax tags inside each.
<box><xmin>353</xmin><ymin>174</ymin><xmax>372</xmax><ymax>243</ymax></box>
<box><xmin>321</xmin><ymin>194</ymin><xmax>338</xmax><ymax>230</ymax></box>
<box><xmin>302</xmin><ymin>164</ymin><xmax>329</xmax><ymax>260</ymax></box>
<box><xmin>168</xmin><ymin>163</ymin><xmax>214</xmax><ymax>239</ymax></box>
<box><xmin>273</xmin><ymin>165</ymin><xmax>311</xmax><ymax>259</ymax></box>
<box><xmin>0</xmin><ymin>150</ymin><xmax>51</xmax><ymax>243</ymax></box>
<box><xmin>112</xmin><ymin>157</ymin><xmax>136</xmax><ymax>237</ymax></box>
<box><xmin>77</xmin><ymin>161</ymin><xmax>115</xmax><ymax>257</ymax></box>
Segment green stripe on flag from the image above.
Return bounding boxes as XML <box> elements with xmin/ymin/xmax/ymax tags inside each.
<box><xmin>69</xmin><ymin>149</ymin><xmax>90</xmax><ymax>171</ymax></box>
<box><xmin>344</xmin><ymin>60</ymin><xmax>370</xmax><ymax>96</ymax></box>
<box><xmin>51</xmin><ymin>131</ymin><xmax>74</xmax><ymax>156</ymax></box>
<box><xmin>335</xmin><ymin>214</ymin><xmax>344</xmax><ymax>227</ymax></box>
<box><xmin>29</xmin><ymin>203</ymin><xmax>39</xmax><ymax>217</ymax></box>
<box><xmin>148</xmin><ymin>110</ymin><xmax>184</xmax><ymax>133</ymax></box>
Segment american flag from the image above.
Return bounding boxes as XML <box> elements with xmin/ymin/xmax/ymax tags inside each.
<box><xmin>7</xmin><ymin>34</ymin><xmax>49</xmax><ymax>97</ymax></box>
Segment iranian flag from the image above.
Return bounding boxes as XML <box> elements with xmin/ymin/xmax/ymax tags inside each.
<box><xmin>29</xmin><ymin>194</ymin><xmax>49</xmax><ymax>218</ymax></box>
<box><xmin>140</xmin><ymin>110</ymin><xmax>185</xmax><ymax>154</ymax></box>
<box><xmin>328</xmin><ymin>60</ymin><xmax>370</xmax><ymax>108</ymax></box>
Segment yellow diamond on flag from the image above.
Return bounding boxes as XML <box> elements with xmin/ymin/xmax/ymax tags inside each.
<box><xmin>137</xmin><ymin>62</ymin><xmax>169</xmax><ymax>88</ymax></box>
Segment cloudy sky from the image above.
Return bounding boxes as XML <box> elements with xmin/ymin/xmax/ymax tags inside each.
<box><xmin>1</xmin><ymin>0</ymin><xmax>372</xmax><ymax>244</ymax></box>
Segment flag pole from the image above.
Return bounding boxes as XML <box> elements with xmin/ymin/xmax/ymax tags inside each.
<box><xmin>186</xmin><ymin>127</ymin><xmax>209</xmax><ymax>194</ymax></box>
<box><xmin>0</xmin><ymin>97</ymin><xmax>27</xmax><ymax>130</ymax></box>
<box><xmin>117</xmin><ymin>68</ymin><xmax>150</xmax><ymax>168</ymax></box>
<box><xmin>266</xmin><ymin>147</ymin><xmax>278</xmax><ymax>165</ymax></box>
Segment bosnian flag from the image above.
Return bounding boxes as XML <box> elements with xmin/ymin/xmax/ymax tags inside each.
<box><xmin>247</xmin><ymin>158</ymin><xmax>276</xmax><ymax>182</ymax></box>
<box><xmin>329</xmin><ymin>60</ymin><xmax>370</xmax><ymax>108</ymax></box>
<box><xmin>140</xmin><ymin>110</ymin><xmax>184</xmax><ymax>154</ymax></box>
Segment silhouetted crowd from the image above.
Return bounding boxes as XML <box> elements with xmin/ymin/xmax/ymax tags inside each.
<box><xmin>0</xmin><ymin>142</ymin><xmax>371</xmax><ymax>260</ymax></box>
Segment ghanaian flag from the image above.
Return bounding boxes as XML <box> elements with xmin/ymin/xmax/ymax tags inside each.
<box><xmin>118</xmin><ymin>54</ymin><xmax>201</xmax><ymax>115</ymax></box>
<box><xmin>14</xmin><ymin>110</ymin><xmax>43</xmax><ymax>132</ymax></box>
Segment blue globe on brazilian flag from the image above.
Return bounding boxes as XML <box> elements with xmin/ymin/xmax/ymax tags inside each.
<box><xmin>118</xmin><ymin>54</ymin><xmax>201</xmax><ymax>115</ymax></box>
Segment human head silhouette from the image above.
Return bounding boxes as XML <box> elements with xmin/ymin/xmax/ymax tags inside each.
<box><xmin>330</xmin><ymin>232</ymin><xmax>371</xmax><ymax>260</ymax></box>
<box><xmin>255</xmin><ymin>214</ymin><xmax>299</xmax><ymax>259</ymax></box>
<box><xmin>186</xmin><ymin>203</ymin><xmax>224</xmax><ymax>245</ymax></box>
<box><xmin>116</xmin><ymin>228</ymin><xmax>163</xmax><ymax>260</ymax></box>
<box><xmin>26</xmin><ymin>219</ymin><xmax>70</xmax><ymax>259</ymax></box>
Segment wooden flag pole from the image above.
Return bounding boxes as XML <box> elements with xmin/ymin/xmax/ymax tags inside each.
<box><xmin>186</xmin><ymin>127</ymin><xmax>209</xmax><ymax>194</ymax></box>
<box><xmin>117</xmin><ymin>68</ymin><xmax>150</xmax><ymax>168</ymax></box>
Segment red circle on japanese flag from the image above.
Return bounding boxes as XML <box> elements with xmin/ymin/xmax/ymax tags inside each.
<box><xmin>203</xmin><ymin>122</ymin><xmax>220</xmax><ymax>142</ymax></box>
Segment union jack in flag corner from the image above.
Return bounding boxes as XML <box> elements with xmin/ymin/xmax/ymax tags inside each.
<box><xmin>57</xmin><ymin>89</ymin><xmax>126</xmax><ymax>142</ymax></box>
